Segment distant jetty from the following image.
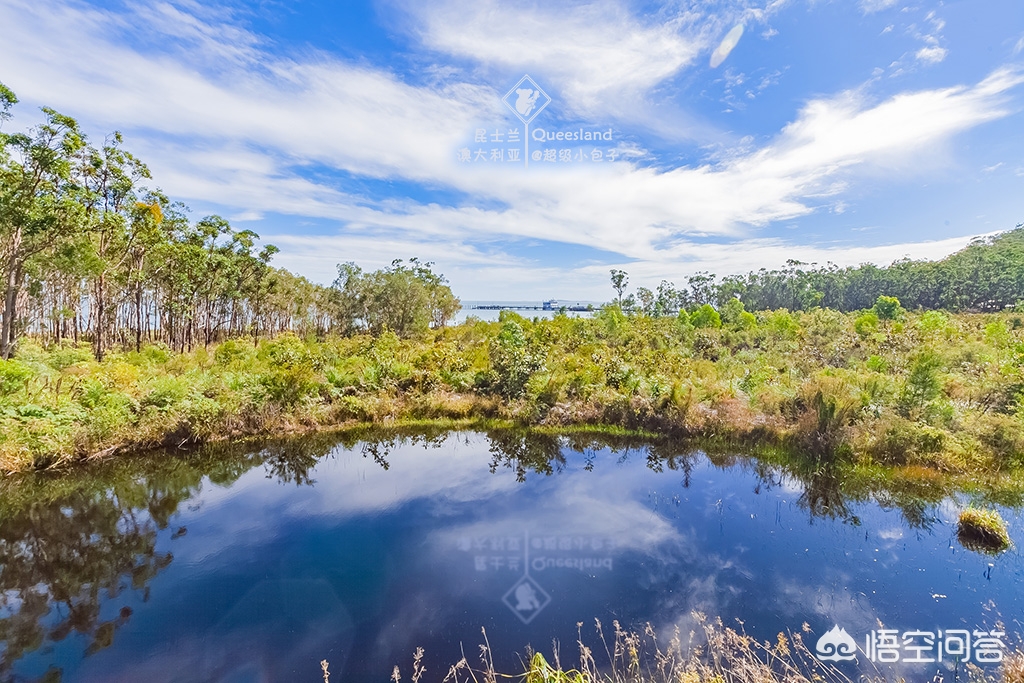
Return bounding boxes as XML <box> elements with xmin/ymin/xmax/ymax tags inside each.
<box><xmin>472</xmin><ymin>300</ymin><xmax>594</xmax><ymax>312</ymax></box>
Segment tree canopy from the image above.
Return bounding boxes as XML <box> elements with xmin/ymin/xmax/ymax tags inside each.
<box><xmin>0</xmin><ymin>83</ymin><xmax>460</xmax><ymax>358</ymax></box>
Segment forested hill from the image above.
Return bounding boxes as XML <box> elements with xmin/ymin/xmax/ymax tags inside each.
<box><xmin>714</xmin><ymin>227</ymin><xmax>1024</xmax><ymax>313</ymax></box>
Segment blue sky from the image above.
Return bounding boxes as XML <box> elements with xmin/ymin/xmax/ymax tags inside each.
<box><xmin>1</xmin><ymin>0</ymin><xmax>1022</xmax><ymax>299</ymax></box>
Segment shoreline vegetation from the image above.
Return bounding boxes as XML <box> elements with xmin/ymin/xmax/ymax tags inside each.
<box><xmin>4</xmin><ymin>301</ymin><xmax>1024</xmax><ymax>485</ymax></box>
<box><xmin>375</xmin><ymin>617</ymin><xmax>1024</xmax><ymax>683</ymax></box>
<box><xmin>2</xmin><ymin>83</ymin><xmax>1024</xmax><ymax>490</ymax></box>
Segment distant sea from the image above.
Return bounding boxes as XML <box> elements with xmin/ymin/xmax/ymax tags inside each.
<box><xmin>452</xmin><ymin>300</ymin><xmax>600</xmax><ymax>324</ymax></box>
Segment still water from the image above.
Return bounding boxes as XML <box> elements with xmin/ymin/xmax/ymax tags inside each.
<box><xmin>1</xmin><ymin>430</ymin><xmax>1021</xmax><ymax>682</ymax></box>
<box><xmin>452</xmin><ymin>301</ymin><xmax>597</xmax><ymax>323</ymax></box>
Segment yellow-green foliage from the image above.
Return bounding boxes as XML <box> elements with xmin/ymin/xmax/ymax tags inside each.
<box><xmin>957</xmin><ymin>507</ymin><xmax>1012</xmax><ymax>554</ymax></box>
<box><xmin>4</xmin><ymin>307</ymin><xmax>1024</xmax><ymax>477</ymax></box>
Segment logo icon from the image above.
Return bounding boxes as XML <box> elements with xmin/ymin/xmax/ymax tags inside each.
<box><xmin>502</xmin><ymin>575</ymin><xmax>550</xmax><ymax>624</ymax></box>
<box><xmin>815</xmin><ymin>625</ymin><xmax>858</xmax><ymax>661</ymax></box>
<box><xmin>502</xmin><ymin>75</ymin><xmax>551</xmax><ymax>125</ymax></box>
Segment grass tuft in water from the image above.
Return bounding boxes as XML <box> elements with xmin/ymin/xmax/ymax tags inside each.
<box><xmin>958</xmin><ymin>507</ymin><xmax>1012</xmax><ymax>554</ymax></box>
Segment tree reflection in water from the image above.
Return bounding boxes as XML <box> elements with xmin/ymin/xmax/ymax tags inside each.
<box><xmin>2</xmin><ymin>427</ymin><xmax>1020</xmax><ymax>681</ymax></box>
<box><xmin>0</xmin><ymin>436</ymin><xmax>332</xmax><ymax>683</ymax></box>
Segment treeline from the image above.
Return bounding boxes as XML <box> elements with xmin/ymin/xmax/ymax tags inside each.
<box><xmin>616</xmin><ymin>227</ymin><xmax>1024</xmax><ymax>317</ymax></box>
<box><xmin>0</xmin><ymin>83</ymin><xmax>458</xmax><ymax>359</ymax></box>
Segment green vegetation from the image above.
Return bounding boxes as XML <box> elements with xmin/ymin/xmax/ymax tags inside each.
<box><xmin>4</xmin><ymin>302</ymin><xmax>1024</xmax><ymax>480</ymax></box>
<box><xmin>0</xmin><ymin>83</ymin><xmax>458</xmax><ymax>363</ymax></box>
<box><xmin>957</xmin><ymin>507</ymin><xmax>1013</xmax><ymax>554</ymax></box>
<box><xmin>4</xmin><ymin>81</ymin><xmax>1024</xmax><ymax>488</ymax></box>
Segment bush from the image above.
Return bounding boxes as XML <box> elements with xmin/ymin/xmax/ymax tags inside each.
<box><xmin>870</xmin><ymin>418</ymin><xmax>946</xmax><ymax>465</ymax></box>
<box><xmin>719</xmin><ymin>298</ymin><xmax>745</xmax><ymax>325</ymax></box>
<box><xmin>759</xmin><ymin>309</ymin><xmax>800</xmax><ymax>341</ymax></box>
<box><xmin>0</xmin><ymin>359</ymin><xmax>33</xmax><ymax>397</ymax></box>
<box><xmin>141</xmin><ymin>376</ymin><xmax>189</xmax><ymax>410</ymax></box>
<box><xmin>873</xmin><ymin>295</ymin><xmax>904</xmax><ymax>321</ymax></box>
<box><xmin>690</xmin><ymin>304</ymin><xmax>722</xmax><ymax>329</ymax></box>
<box><xmin>898</xmin><ymin>350</ymin><xmax>944</xmax><ymax>417</ymax></box>
<box><xmin>917</xmin><ymin>310</ymin><xmax>950</xmax><ymax>335</ymax></box>
<box><xmin>214</xmin><ymin>339</ymin><xmax>257</xmax><ymax>367</ymax></box>
<box><xmin>854</xmin><ymin>312</ymin><xmax>879</xmax><ymax>337</ymax></box>
<box><xmin>261</xmin><ymin>365</ymin><xmax>321</xmax><ymax>407</ymax></box>
<box><xmin>45</xmin><ymin>343</ymin><xmax>95</xmax><ymax>370</ymax></box>
<box><xmin>675</xmin><ymin>309</ymin><xmax>694</xmax><ymax>336</ymax></box>
<box><xmin>490</xmin><ymin>320</ymin><xmax>545</xmax><ymax>399</ymax></box>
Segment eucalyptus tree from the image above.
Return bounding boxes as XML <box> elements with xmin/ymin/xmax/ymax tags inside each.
<box><xmin>330</xmin><ymin>258</ymin><xmax>460</xmax><ymax>337</ymax></box>
<box><xmin>75</xmin><ymin>133</ymin><xmax>151</xmax><ymax>358</ymax></box>
<box><xmin>0</xmin><ymin>86</ymin><xmax>87</xmax><ymax>359</ymax></box>
<box><xmin>124</xmin><ymin>192</ymin><xmax>173</xmax><ymax>351</ymax></box>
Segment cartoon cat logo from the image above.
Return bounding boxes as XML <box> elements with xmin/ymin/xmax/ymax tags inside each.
<box><xmin>815</xmin><ymin>625</ymin><xmax>858</xmax><ymax>661</ymax></box>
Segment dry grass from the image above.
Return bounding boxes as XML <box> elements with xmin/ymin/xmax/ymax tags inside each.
<box><xmin>379</xmin><ymin>616</ymin><xmax>1024</xmax><ymax>683</ymax></box>
<box><xmin>388</xmin><ymin>616</ymin><xmax>884</xmax><ymax>683</ymax></box>
<box><xmin>1003</xmin><ymin>652</ymin><xmax>1024</xmax><ymax>683</ymax></box>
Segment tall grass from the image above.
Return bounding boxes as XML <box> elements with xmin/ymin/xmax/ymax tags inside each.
<box><xmin>383</xmin><ymin>616</ymin><xmax>1022</xmax><ymax>683</ymax></box>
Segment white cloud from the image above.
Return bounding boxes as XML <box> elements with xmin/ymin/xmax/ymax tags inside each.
<box><xmin>860</xmin><ymin>0</ymin><xmax>897</xmax><ymax>13</ymax></box>
<box><xmin>265</xmin><ymin>230</ymin><xmax>992</xmax><ymax>300</ymax></box>
<box><xmin>0</xmin><ymin>0</ymin><xmax>497</xmax><ymax>184</ymax></box>
<box><xmin>392</xmin><ymin>0</ymin><xmax>711</xmax><ymax>117</ymax></box>
<box><xmin>915</xmin><ymin>45</ymin><xmax>948</xmax><ymax>64</ymax></box>
<box><xmin>0</xmin><ymin>0</ymin><xmax>1020</xmax><ymax>299</ymax></box>
<box><xmin>711</xmin><ymin>25</ymin><xmax>746</xmax><ymax>68</ymax></box>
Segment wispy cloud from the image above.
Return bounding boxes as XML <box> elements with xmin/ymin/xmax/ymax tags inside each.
<box><xmin>915</xmin><ymin>46</ymin><xmax>948</xmax><ymax>64</ymax></box>
<box><xmin>859</xmin><ymin>0</ymin><xmax>898</xmax><ymax>14</ymax></box>
<box><xmin>0</xmin><ymin>0</ymin><xmax>1020</xmax><ymax>299</ymax></box>
<box><xmin>392</xmin><ymin>0</ymin><xmax>711</xmax><ymax>117</ymax></box>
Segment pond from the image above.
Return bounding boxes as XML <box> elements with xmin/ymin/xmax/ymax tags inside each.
<box><xmin>1</xmin><ymin>429</ymin><xmax>1021</xmax><ymax>683</ymax></box>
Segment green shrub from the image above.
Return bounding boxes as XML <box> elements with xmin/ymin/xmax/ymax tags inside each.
<box><xmin>873</xmin><ymin>295</ymin><xmax>904</xmax><ymax>321</ymax></box>
<box><xmin>917</xmin><ymin>310</ymin><xmax>950</xmax><ymax>335</ymax></box>
<box><xmin>871</xmin><ymin>419</ymin><xmax>946</xmax><ymax>464</ymax></box>
<box><xmin>0</xmin><ymin>359</ymin><xmax>33</xmax><ymax>397</ymax></box>
<box><xmin>898</xmin><ymin>350</ymin><xmax>944</xmax><ymax>417</ymax></box>
<box><xmin>214</xmin><ymin>339</ymin><xmax>257</xmax><ymax>367</ymax></box>
<box><xmin>261</xmin><ymin>365</ymin><xmax>321</xmax><ymax>407</ymax></box>
<box><xmin>674</xmin><ymin>310</ymin><xmax>694</xmax><ymax>338</ymax></box>
<box><xmin>141</xmin><ymin>376</ymin><xmax>190</xmax><ymax>410</ymax></box>
<box><xmin>984</xmin><ymin>321</ymin><xmax>1011</xmax><ymax>347</ymax></box>
<box><xmin>719</xmin><ymin>298</ymin><xmax>745</xmax><ymax>325</ymax></box>
<box><xmin>45</xmin><ymin>343</ymin><xmax>94</xmax><ymax>370</ymax></box>
<box><xmin>759</xmin><ymin>309</ymin><xmax>800</xmax><ymax>341</ymax></box>
<box><xmin>690</xmin><ymin>304</ymin><xmax>722</xmax><ymax>329</ymax></box>
<box><xmin>490</xmin><ymin>320</ymin><xmax>545</xmax><ymax>399</ymax></box>
<box><xmin>865</xmin><ymin>355</ymin><xmax>887</xmax><ymax>373</ymax></box>
<box><xmin>854</xmin><ymin>312</ymin><xmax>880</xmax><ymax>337</ymax></box>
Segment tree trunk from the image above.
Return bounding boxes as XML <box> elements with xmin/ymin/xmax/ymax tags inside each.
<box><xmin>1</xmin><ymin>227</ymin><xmax>24</xmax><ymax>360</ymax></box>
<box><xmin>135</xmin><ymin>286</ymin><xmax>143</xmax><ymax>353</ymax></box>
<box><xmin>95</xmin><ymin>274</ymin><xmax>106</xmax><ymax>360</ymax></box>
